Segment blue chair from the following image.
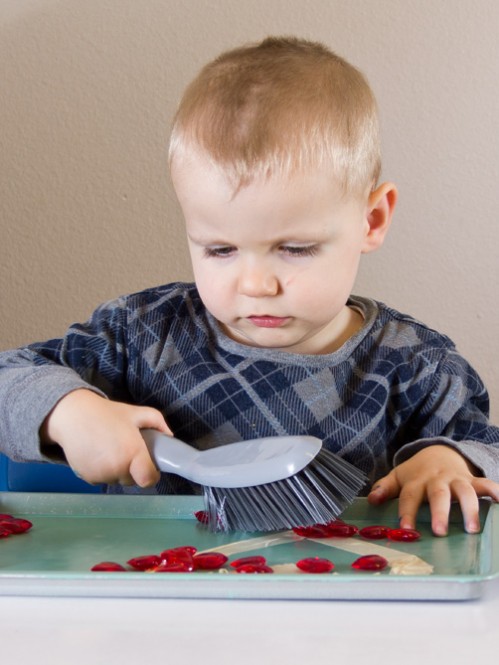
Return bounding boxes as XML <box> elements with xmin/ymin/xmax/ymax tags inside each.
<box><xmin>0</xmin><ymin>453</ymin><xmax>104</xmax><ymax>493</ymax></box>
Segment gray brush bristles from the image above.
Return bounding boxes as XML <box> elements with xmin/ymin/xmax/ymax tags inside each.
<box><xmin>203</xmin><ymin>448</ymin><xmax>367</xmax><ymax>532</ymax></box>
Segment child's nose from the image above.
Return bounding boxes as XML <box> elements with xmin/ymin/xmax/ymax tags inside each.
<box><xmin>237</xmin><ymin>261</ymin><xmax>279</xmax><ymax>297</ymax></box>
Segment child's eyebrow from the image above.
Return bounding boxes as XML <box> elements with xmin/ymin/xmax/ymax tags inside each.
<box><xmin>187</xmin><ymin>233</ymin><xmax>325</xmax><ymax>248</ymax></box>
<box><xmin>186</xmin><ymin>233</ymin><xmax>233</xmax><ymax>246</ymax></box>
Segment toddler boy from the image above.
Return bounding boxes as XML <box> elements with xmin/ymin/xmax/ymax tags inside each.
<box><xmin>1</xmin><ymin>37</ymin><xmax>498</xmax><ymax>535</ymax></box>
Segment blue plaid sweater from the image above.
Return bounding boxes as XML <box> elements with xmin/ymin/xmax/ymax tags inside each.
<box><xmin>1</xmin><ymin>282</ymin><xmax>498</xmax><ymax>493</ymax></box>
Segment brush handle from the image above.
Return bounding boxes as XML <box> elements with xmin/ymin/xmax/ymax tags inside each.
<box><xmin>141</xmin><ymin>428</ymin><xmax>323</xmax><ymax>488</ymax></box>
<box><xmin>142</xmin><ymin>429</ymin><xmax>200</xmax><ymax>480</ymax></box>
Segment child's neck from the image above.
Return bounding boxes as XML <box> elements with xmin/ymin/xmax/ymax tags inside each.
<box><xmin>317</xmin><ymin>305</ymin><xmax>364</xmax><ymax>355</ymax></box>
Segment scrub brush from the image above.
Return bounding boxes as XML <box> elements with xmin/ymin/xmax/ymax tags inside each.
<box><xmin>142</xmin><ymin>429</ymin><xmax>366</xmax><ymax>533</ymax></box>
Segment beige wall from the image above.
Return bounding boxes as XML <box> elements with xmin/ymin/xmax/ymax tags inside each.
<box><xmin>1</xmin><ymin>0</ymin><xmax>498</xmax><ymax>419</ymax></box>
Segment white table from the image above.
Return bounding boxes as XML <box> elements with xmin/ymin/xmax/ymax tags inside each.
<box><xmin>1</xmin><ymin>576</ymin><xmax>498</xmax><ymax>664</ymax></box>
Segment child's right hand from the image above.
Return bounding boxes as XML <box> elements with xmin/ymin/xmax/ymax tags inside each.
<box><xmin>40</xmin><ymin>389</ymin><xmax>172</xmax><ymax>487</ymax></box>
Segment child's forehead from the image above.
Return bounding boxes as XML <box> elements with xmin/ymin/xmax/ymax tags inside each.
<box><xmin>170</xmin><ymin>145</ymin><xmax>348</xmax><ymax>201</ymax></box>
<box><xmin>173</xmin><ymin>148</ymin><xmax>367</xmax><ymax>242</ymax></box>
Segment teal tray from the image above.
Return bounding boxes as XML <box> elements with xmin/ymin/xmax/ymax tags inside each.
<box><xmin>0</xmin><ymin>493</ymin><xmax>497</xmax><ymax>600</ymax></box>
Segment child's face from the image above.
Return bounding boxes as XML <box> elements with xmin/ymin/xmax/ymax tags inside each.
<box><xmin>172</xmin><ymin>151</ymin><xmax>378</xmax><ymax>354</ymax></box>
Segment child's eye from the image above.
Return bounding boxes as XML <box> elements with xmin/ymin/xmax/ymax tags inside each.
<box><xmin>203</xmin><ymin>246</ymin><xmax>236</xmax><ymax>258</ymax></box>
<box><xmin>280</xmin><ymin>244</ymin><xmax>319</xmax><ymax>257</ymax></box>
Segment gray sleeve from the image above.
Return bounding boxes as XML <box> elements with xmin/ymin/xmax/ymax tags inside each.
<box><xmin>393</xmin><ymin>348</ymin><xmax>499</xmax><ymax>482</ymax></box>
<box><xmin>0</xmin><ymin>348</ymin><xmax>106</xmax><ymax>463</ymax></box>
<box><xmin>0</xmin><ymin>295</ymin><xmax>131</xmax><ymax>462</ymax></box>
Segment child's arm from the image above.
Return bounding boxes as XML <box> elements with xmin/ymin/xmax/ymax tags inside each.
<box><xmin>0</xmin><ymin>291</ymin><xmax>169</xmax><ymax>470</ymax></box>
<box><xmin>368</xmin><ymin>444</ymin><xmax>499</xmax><ymax>536</ymax></box>
<box><xmin>41</xmin><ymin>389</ymin><xmax>172</xmax><ymax>486</ymax></box>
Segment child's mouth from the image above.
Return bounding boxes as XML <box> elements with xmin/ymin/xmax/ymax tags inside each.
<box><xmin>247</xmin><ymin>316</ymin><xmax>290</xmax><ymax>328</ymax></box>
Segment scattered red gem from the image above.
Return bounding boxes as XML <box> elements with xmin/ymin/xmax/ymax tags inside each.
<box><xmin>153</xmin><ymin>562</ymin><xmax>191</xmax><ymax>573</ymax></box>
<box><xmin>359</xmin><ymin>525</ymin><xmax>391</xmax><ymax>540</ymax></box>
<box><xmin>0</xmin><ymin>527</ymin><xmax>11</xmax><ymax>539</ymax></box>
<box><xmin>324</xmin><ymin>521</ymin><xmax>358</xmax><ymax>537</ymax></box>
<box><xmin>0</xmin><ymin>514</ymin><xmax>14</xmax><ymax>520</ymax></box>
<box><xmin>388</xmin><ymin>528</ymin><xmax>421</xmax><ymax>542</ymax></box>
<box><xmin>292</xmin><ymin>525</ymin><xmax>330</xmax><ymax>538</ymax></box>
<box><xmin>351</xmin><ymin>555</ymin><xmax>388</xmax><ymax>571</ymax></box>
<box><xmin>127</xmin><ymin>555</ymin><xmax>162</xmax><ymax>571</ymax></box>
<box><xmin>296</xmin><ymin>557</ymin><xmax>334</xmax><ymax>573</ymax></box>
<box><xmin>0</xmin><ymin>517</ymin><xmax>33</xmax><ymax>535</ymax></box>
<box><xmin>15</xmin><ymin>518</ymin><xmax>33</xmax><ymax>533</ymax></box>
<box><xmin>194</xmin><ymin>510</ymin><xmax>209</xmax><ymax>524</ymax></box>
<box><xmin>293</xmin><ymin>520</ymin><xmax>358</xmax><ymax>538</ymax></box>
<box><xmin>160</xmin><ymin>548</ymin><xmax>194</xmax><ymax>570</ymax></box>
<box><xmin>91</xmin><ymin>562</ymin><xmax>127</xmax><ymax>572</ymax></box>
<box><xmin>192</xmin><ymin>552</ymin><xmax>228</xmax><ymax>570</ymax></box>
<box><xmin>167</xmin><ymin>545</ymin><xmax>198</xmax><ymax>556</ymax></box>
<box><xmin>230</xmin><ymin>555</ymin><xmax>267</xmax><ymax>568</ymax></box>
<box><xmin>235</xmin><ymin>564</ymin><xmax>274</xmax><ymax>574</ymax></box>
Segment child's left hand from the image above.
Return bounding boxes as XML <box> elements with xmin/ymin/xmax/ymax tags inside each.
<box><xmin>367</xmin><ymin>444</ymin><xmax>499</xmax><ymax>536</ymax></box>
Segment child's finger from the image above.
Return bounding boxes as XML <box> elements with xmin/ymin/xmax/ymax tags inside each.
<box><xmin>458</xmin><ymin>477</ymin><xmax>499</xmax><ymax>534</ymax></box>
<box><xmin>424</xmin><ymin>481</ymin><xmax>451</xmax><ymax>536</ymax></box>
<box><xmin>471</xmin><ymin>477</ymin><xmax>499</xmax><ymax>502</ymax></box>
<box><xmin>399</xmin><ymin>494</ymin><xmax>423</xmax><ymax>529</ymax></box>
<box><xmin>367</xmin><ymin>469</ymin><xmax>401</xmax><ymax>505</ymax></box>
<box><xmin>451</xmin><ymin>479</ymin><xmax>481</xmax><ymax>533</ymax></box>
<box><xmin>129</xmin><ymin>450</ymin><xmax>161</xmax><ymax>488</ymax></box>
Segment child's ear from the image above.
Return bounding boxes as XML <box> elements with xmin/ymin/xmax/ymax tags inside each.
<box><xmin>361</xmin><ymin>182</ymin><xmax>398</xmax><ymax>254</ymax></box>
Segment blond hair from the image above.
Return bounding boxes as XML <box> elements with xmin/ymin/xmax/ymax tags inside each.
<box><xmin>169</xmin><ymin>37</ymin><xmax>381</xmax><ymax>196</ymax></box>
